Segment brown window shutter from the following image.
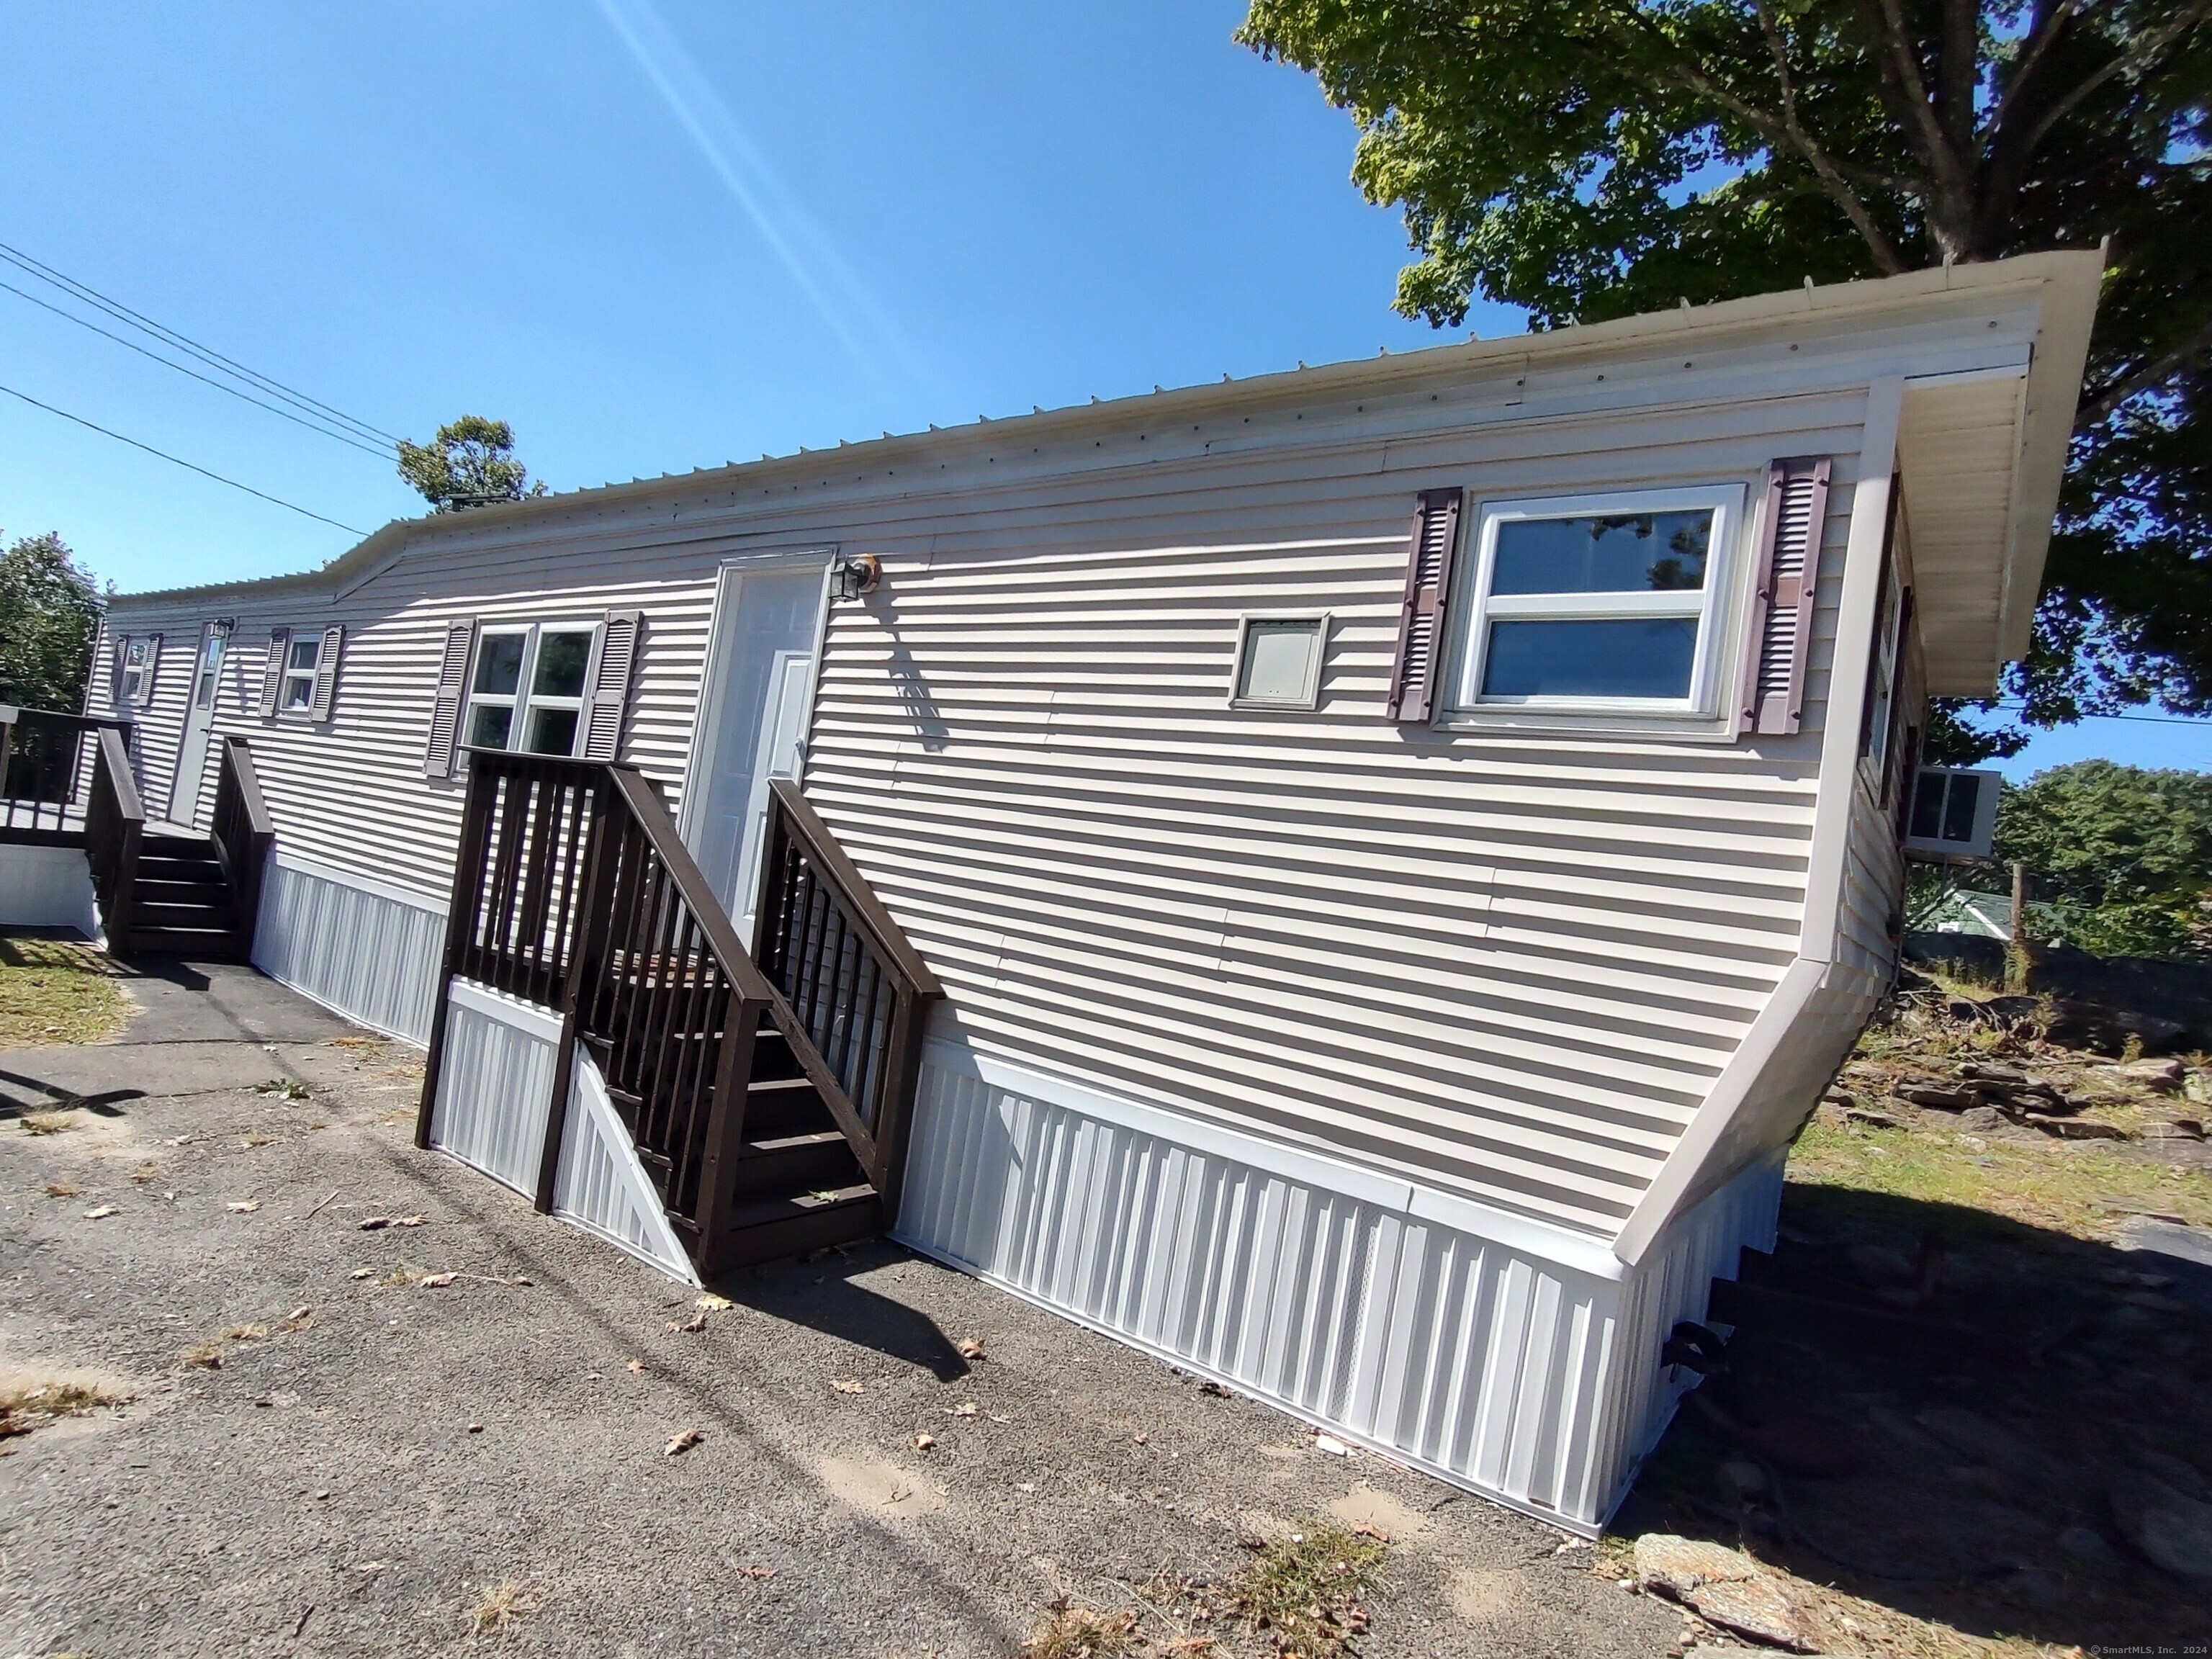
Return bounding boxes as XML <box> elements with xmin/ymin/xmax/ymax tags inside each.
<box><xmin>308</xmin><ymin>625</ymin><xmax>345</xmax><ymax>722</ymax></box>
<box><xmin>580</xmin><ymin>610</ymin><xmax>643</xmax><ymax>761</ymax></box>
<box><xmin>423</xmin><ymin>621</ymin><xmax>477</xmax><ymax>777</ymax></box>
<box><xmin>1386</xmin><ymin>489</ymin><xmax>1464</xmax><ymax>724</ymax></box>
<box><xmin>258</xmin><ymin>629</ymin><xmax>290</xmax><ymax>718</ymax></box>
<box><xmin>1737</xmin><ymin>457</ymin><xmax>1831</xmax><ymax>735</ymax></box>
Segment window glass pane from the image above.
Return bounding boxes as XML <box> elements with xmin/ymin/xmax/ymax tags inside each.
<box><xmin>466</xmin><ymin>703</ymin><xmax>513</xmax><ymax>750</ymax></box>
<box><xmin>533</xmin><ymin>630</ymin><xmax>592</xmax><ymax>699</ymax></box>
<box><xmin>289</xmin><ymin>637</ymin><xmax>320</xmax><ymax>673</ymax></box>
<box><xmin>473</xmin><ymin>632</ymin><xmax>526</xmax><ymax>696</ymax></box>
<box><xmin>1480</xmin><ymin>618</ymin><xmax>1699</xmax><ymax>699</ymax></box>
<box><xmin>1910</xmin><ymin>772</ymin><xmax>1946</xmax><ymax>840</ymax></box>
<box><xmin>1237</xmin><ymin>620</ymin><xmax>1321</xmax><ymax>702</ymax></box>
<box><xmin>1492</xmin><ymin>511</ymin><xmax>1712</xmax><ymax>595</ymax></box>
<box><xmin>282</xmin><ymin>675</ymin><xmax>315</xmax><ymax>711</ymax></box>
<box><xmin>524</xmin><ymin>706</ymin><xmax>579</xmax><ymax>755</ymax></box>
<box><xmin>1940</xmin><ymin>772</ymin><xmax>1982</xmax><ymax>842</ymax></box>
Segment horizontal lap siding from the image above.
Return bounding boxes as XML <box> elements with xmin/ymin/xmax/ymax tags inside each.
<box><xmin>97</xmin><ymin>367</ymin><xmax>1872</xmax><ymax>1240</ymax></box>
<box><xmin>809</xmin><ymin>393</ymin><xmax>1866</xmax><ymax>1237</ymax></box>
<box><xmin>99</xmin><ymin>562</ymin><xmax>722</xmax><ymax>901</ymax></box>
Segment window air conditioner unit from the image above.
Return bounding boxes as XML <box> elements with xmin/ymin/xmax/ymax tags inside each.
<box><xmin>1905</xmin><ymin>765</ymin><xmax>2000</xmax><ymax>863</ymax></box>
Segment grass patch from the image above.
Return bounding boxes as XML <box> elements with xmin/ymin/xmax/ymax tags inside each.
<box><xmin>0</xmin><ymin>935</ymin><xmax>127</xmax><ymax>1048</ymax></box>
<box><xmin>18</xmin><ymin>1110</ymin><xmax>73</xmax><ymax>1136</ymax></box>
<box><xmin>177</xmin><ymin>1340</ymin><xmax>225</xmax><ymax>1370</ymax></box>
<box><xmin>1791</xmin><ymin>1110</ymin><xmax>2212</xmax><ymax>1243</ymax></box>
<box><xmin>0</xmin><ymin>1375</ymin><xmax>130</xmax><ymax>1439</ymax></box>
<box><xmin>1018</xmin><ymin>1604</ymin><xmax>1141</xmax><ymax>1659</ymax></box>
<box><xmin>1226</xmin><ymin>1521</ymin><xmax>1386</xmax><ymax>1658</ymax></box>
<box><xmin>467</xmin><ymin>1578</ymin><xmax>539</xmax><ymax>1637</ymax></box>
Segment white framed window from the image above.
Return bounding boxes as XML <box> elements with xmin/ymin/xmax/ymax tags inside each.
<box><xmin>464</xmin><ymin>622</ymin><xmax>599</xmax><ymax>757</ymax></box>
<box><xmin>117</xmin><ymin>637</ymin><xmax>150</xmax><ymax>709</ymax></box>
<box><xmin>1229</xmin><ymin>614</ymin><xmax>1329</xmax><ymax>710</ymax></box>
<box><xmin>279</xmin><ymin>634</ymin><xmax>321</xmax><ymax>713</ymax></box>
<box><xmin>1861</xmin><ymin>556</ymin><xmax>1907</xmax><ymax>790</ymax></box>
<box><xmin>1442</xmin><ymin>485</ymin><xmax>1746</xmax><ymax>724</ymax></box>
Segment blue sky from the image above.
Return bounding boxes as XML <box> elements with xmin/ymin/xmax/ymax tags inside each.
<box><xmin>1</xmin><ymin>1</ymin><xmax>2201</xmax><ymax>780</ymax></box>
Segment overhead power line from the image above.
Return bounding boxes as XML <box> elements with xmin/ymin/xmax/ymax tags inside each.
<box><xmin>0</xmin><ymin>276</ymin><xmax>392</xmax><ymax>459</ymax></box>
<box><xmin>0</xmin><ymin>237</ymin><xmax>401</xmax><ymax>449</ymax></box>
<box><xmin>0</xmin><ymin>379</ymin><xmax>369</xmax><ymax>536</ymax></box>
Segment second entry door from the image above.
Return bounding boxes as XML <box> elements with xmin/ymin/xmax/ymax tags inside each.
<box><xmin>683</xmin><ymin>559</ymin><xmax>828</xmax><ymax>941</ymax></box>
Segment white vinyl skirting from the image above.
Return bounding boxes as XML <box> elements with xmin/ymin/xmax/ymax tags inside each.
<box><xmin>894</xmin><ymin>1038</ymin><xmax>1780</xmax><ymax>1532</ymax></box>
<box><xmin>251</xmin><ymin>851</ymin><xmax>446</xmax><ymax>1046</ymax></box>
<box><xmin>0</xmin><ymin>842</ymin><xmax>97</xmax><ymax>935</ymax></box>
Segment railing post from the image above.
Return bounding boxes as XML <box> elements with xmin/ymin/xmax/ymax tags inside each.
<box><xmin>535</xmin><ymin>773</ymin><xmax>616</xmax><ymax>1213</ymax></box>
<box><xmin>415</xmin><ymin>759</ymin><xmax>498</xmax><ymax>1151</ymax></box>
<box><xmin>691</xmin><ymin>992</ymin><xmax>760</xmax><ymax>1280</ymax></box>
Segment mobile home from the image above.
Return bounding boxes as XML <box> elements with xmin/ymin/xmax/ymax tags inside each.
<box><xmin>6</xmin><ymin>251</ymin><xmax>2101</xmax><ymax>1529</ymax></box>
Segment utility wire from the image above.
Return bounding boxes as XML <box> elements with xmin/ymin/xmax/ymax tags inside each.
<box><xmin>0</xmin><ymin>238</ymin><xmax>400</xmax><ymax>447</ymax></box>
<box><xmin>1984</xmin><ymin>701</ymin><xmax>2210</xmax><ymax>727</ymax></box>
<box><xmin>0</xmin><ymin>379</ymin><xmax>369</xmax><ymax>536</ymax></box>
<box><xmin>0</xmin><ymin>275</ymin><xmax>392</xmax><ymax>460</ymax></box>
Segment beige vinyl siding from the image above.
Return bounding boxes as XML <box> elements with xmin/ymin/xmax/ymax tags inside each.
<box><xmin>97</xmin><ymin>331</ymin><xmax>1910</xmax><ymax>1238</ymax></box>
<box><xmin>804</xmin><ymin>392</ymin><xmax>1868</xmax><ymax>1237</ymax></box>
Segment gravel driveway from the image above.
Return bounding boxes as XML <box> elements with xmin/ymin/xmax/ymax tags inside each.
<box><xmin>0</xmin><ymin>960</ymin><xmax>1676</xmax><ymax>1658</ymax></box>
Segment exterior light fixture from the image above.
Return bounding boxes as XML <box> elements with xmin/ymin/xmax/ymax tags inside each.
<box><xmin>211</xmin><ymin>616</ymin><xmax>238</xmax><ymax>639</ymax></box>
<box><xmin>829</xmin><ymin>553</ymin><xmax>880</xmax><ymax>602</ymax></box>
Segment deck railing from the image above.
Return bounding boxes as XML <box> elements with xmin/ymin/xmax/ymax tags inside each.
<box><xmin>415</xmin><ymin>751</ymin><xmax>938</xmax><ymax>1267</ymax></box>
<box><xmin>0</xmin><ymin>708</ymin><xmax>133</xmax><ymax>835</ymax></box>
<box><xmin>754</xmin><ymin>778</ymin><xmax>942</xmax><ymax>1203</ymax></box>
<box><xmin>210</xmin><ymin>737</ymin><xmax>276</xmax><ymax>950</ymax></box>
<box><xmin>84</xmin><ymin>726</ymin><xmax>145</xmax><ymax>944</ymax></box>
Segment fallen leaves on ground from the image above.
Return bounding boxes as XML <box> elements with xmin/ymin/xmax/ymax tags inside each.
<box><xmin>830</xmin><ymin>1378</ymin><xmax>865</xmax><ymax>1395</ymax></box>
<box><xmin>737</xmin><ymin>1563</ymin><xmax>775</xmax><ymax>1579</ymax></box>
<box><xmin>669</xmin><ymin>1310</ymin><xmax>707</xmax><ymax>1333</ymax></box>
<box><xmin>358</xmin><ymin>1214</ymin><xmax>424</xmax><ymax>1232</ymax></box>
<box><xmin>19</xmin><ymin>1111</ymin><xmax>73</xmax><ymax>1136</ymax></box>
<box><xmin>625</xmin><ymin>1358</ymin><xmax>645</xmax><ymax>1375</ymax></box>
<box><xmin>664</xmin><ymin>1429</ymin><xmax>703</xmax><ymax>1457</ymax></box>
<box><xmin>957</xmin><ymin>1336</ymin><xmax>986</xmax><ymax>1360</ymax></box>
<box><xmin>42</xmin><ymin>1180</ymin><xmax>77</xmax><ymax>1197</ymax></box>
<box><xmin>81</xmin><ymin>1203</ymin><xmax>118</xmax><ymax>1220</ymax></box>
<box><xmin>178</xmin><ymin>1341</ymin><xmax>224</xmax><ymax>1370</ymax></box>
<box><xmin>696</xmin><ymin>1292</ymin><xmax>732</xmax><ymax>1311</ymax></box>
<box><xmin>418</xmin><ymin>1272</ymin><xmax>457</xmax><ymax>1289</ymax></box>
<box><xmin>225</xmin><ymin>1200</ymin><xmax>260</xmax><ymax>1213</ymax></box>
<box><xmin>912</xmin><ymin>1433</ymin><xmax>936</xmax><ymax>1451</ymax></box>
<box><xmin>0</xmin><ymin>1377</ymin><xmax>131</xmax><ymax>1441</ymax></box>
<box><xmin>947</xmin><ymin>1402</ymin><xmax>979</xmax><ymax>1418</ymax></box>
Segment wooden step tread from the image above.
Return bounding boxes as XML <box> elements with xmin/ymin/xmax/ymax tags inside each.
<box><xmin>739</xmin><ymin>1130</ymin><xmax>847</xmax><ymax>1157</ymax></box>
<box><xmin>723</xmin><ymin>1181</ymin><xmax>876</xmax><ymax>1231</ymax></box>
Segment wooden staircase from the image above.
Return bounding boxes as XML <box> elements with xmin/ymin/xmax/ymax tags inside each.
<box><xmin>418</xmin><ymin>753</ymin><xmax>940</xmax><ymax>1278</ymax></box>
<box><xmin>584</xmin><ymin>1017</ymin><xmax>881</xmax><ymax>1268</ymax></box>
<box><xmin>125</xmin><ymin>830</ymin><xmax>251</xmax><ymax>958</ymax></box>
<box><xmin>81</xmin><ymin>728</ymin><xmax>274</xmax><ymax>963</ymax></box>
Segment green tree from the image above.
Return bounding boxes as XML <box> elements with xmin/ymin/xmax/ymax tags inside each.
<box><xmin>395</xmin><ymin>415</ymin><xmax>549</xmax><ymax>513</ymax></box>
<box><xmin>1997</xmin><ymin>759</ymin><xmax>2212</xmax><ymax>958</ymax></box>
<box><xmin>1238</xmin><ymin>0</ymin><xmax>2212</xmax><ymax>757</ymax></box>
<box><xmin>0</xmin><ymin>531</ymin><xmax>104</xmax><ymax>713</ymax></box>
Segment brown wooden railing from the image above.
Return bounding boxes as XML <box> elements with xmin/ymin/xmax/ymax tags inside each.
<box><xmin>415</xmin><ymin>751</ymin><xmax>938</xmax><ymax>1269</ymax></box>
<box><xmin>84</xmin><ymin>726</ymin><xmax>145</xmax><ymax>944</ymax></box>
<box><xmin>0</xmin><ymin>708</ymin><xmax>134</xmax><ymax>835</ymax></box>
<box><xmin>755</xmin><ymin>778</ymin><xmax>942</xmax><ymax>1204</ymax></box>
<box><xmin>210</xmin><ymin>737</ymin><xmax>276</xmax><ymax>949</ymax></box>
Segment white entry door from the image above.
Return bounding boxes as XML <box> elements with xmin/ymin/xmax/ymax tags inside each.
<box><xmin>170</xmin><ymin>624</ymin><xmax>225</xmax><ymax>827</ymax></box>
<box><xmin>681</xmin><ymin>560</ymin><xmax>828</xmax><ymax>941</ymax></box>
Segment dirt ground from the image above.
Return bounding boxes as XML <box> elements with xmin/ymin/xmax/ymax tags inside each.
<box><xmin>0</xmin><ymin>957</ymin><xmax>1679</xmax><ymax>1659</ymax></box>
<box><xmin>1614</xmin><ymin>979</ymin><xmax>2212</xmax><ymax>1658</ymax></box>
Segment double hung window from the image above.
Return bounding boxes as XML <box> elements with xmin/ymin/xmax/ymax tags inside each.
<box><xmin>1861</xmin><ymin>557</ymin><xmax>1907</xmax><ymax>786</ymax></box>
<box><xmin>1445</xmin><ymin>487</ymin><xmax>1743</xmax><ymax>719</ymax></box>
<box><xmin>279</xmin><ymin>635</ymin><xmax>320</xmax><ymax>712</ymax></box>
<box><xmin>117</xmin><ymin>637</ymin><xmax>151</xmax><ymax>709</ymax></box>
<box><xmin>464</xmin><ymin>623</ymin><xmax>598</xmax><ymax>757</ymax></box>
